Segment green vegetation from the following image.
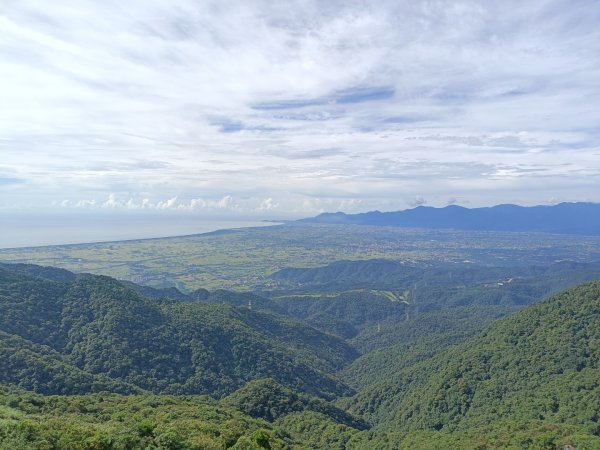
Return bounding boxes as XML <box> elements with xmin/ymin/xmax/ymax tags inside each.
<box><xmin>344</xmin><ymin>420</ymin><xmax>600</xmax><ymax>449</ymax></box>
<box><xmin>0</xmin><ymin>330</ymin><xmax>139</xmax><ymax>395</ymax></box>
<box><xmin>0</xmin><ymin>390</ymin><xmax>286</xmax><ymax>449</ymax></box>
<box><xmin>2</xmin><ymin>388</ymin><xmax>598</xmax><ymax>449</ymax></box>
<box><xmin>222</xmin><ymin>379</ymin><xmax>366</xmax><ymax>429</ymax></box>
<box><xmin>343</xmin><ymin>280</ymin><xmax>600</xmax><ymax>439</ymax></box>
<box><xmin>2</xmin><ymin>224</ymin><xmax>600</xmax><ymax>291</ymax></box>
<box><xmin>0</xmin><ymin>264</ymin><xmax>354</xmax><ymax>399</ymax></box>
<box><xmin>349</xmin><ymin>304</ymin><xmax>519</xmax><ymax>354</ymax></box>
<box><xmin>2</xmin><ymin>256</ymin><xmax>600</xmax><ymax>448</ymax></box>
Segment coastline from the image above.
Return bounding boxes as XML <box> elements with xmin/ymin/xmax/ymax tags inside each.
<box><xmin>0</xmin><ymin>213</ymin><xmax>282</xmax><ymax>250</ymax></box>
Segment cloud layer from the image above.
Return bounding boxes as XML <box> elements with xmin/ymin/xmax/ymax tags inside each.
<box><xmin>1</xmin><ymin>0</ymin><xmax>599</xmax><ymax>216</ymax></box>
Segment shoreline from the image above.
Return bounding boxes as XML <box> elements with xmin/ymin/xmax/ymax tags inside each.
<box><xmin>0</xmin><ymin>217</ymin><xmax>283</xmax><ymax>251</ymax></box>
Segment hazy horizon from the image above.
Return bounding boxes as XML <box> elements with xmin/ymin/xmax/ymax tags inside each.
<box><xmin>3</xmin><ymin>200</ymin><xmax>599</xmax><ymax>249</ymax></box>
<box><xmin>0</xmin><ymin>213</ymin><xmax>278</xmax><ymax>249</ymax></box>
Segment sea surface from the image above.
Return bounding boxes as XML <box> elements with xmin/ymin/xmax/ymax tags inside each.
<box><xmin>0</xmin><ymin>213</ymin><xmax>279</xmax><ymax>249</ymax></box>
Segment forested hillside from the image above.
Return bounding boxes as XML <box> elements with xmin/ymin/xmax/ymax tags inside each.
<box><xmin>2</xmin><ymin>261</ymin><xmax>600</xmax><ymax>448</ymax></box>
<box><xmin>0</xmin><ymin>330</ymin><xmax>139</xmax><ymax>395</ymax></box>
<box><xmin>0</xmin><ymin>264</ymin><xmax>355</xmax><ymax>399</ymax></box>
<box><xmin>343</xmin><ymin>280</ymin><xmax>600</xmax><ymax>438</ymax></box>
<box><xmin>270</xmin><ymin>258</ymin><xmax>600</xmax><ymax>298</ymax></box>
<box><xmin>0</xmin><ymin>389</ymin><xmax>288</xmax><ymax>449</ymax></box>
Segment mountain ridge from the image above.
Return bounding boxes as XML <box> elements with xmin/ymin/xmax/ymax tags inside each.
<box><xmin>342</xmin><ymin>278</ymin><xmax>600</xmax><ymax>435</ymax></box>
<box><xmin>299</xmin><ymin>202</ymin><xmax>600</xmax><ymax>235</ymax></box>
<box><xmin>2</xmin><ymin>261</ymin><xmax>600</xmax><ymax>447</ymax></box>
<box><xmin>0</xmin><ymin>263</ymin><xmax>356</xmax><ymax>399</ymax></box>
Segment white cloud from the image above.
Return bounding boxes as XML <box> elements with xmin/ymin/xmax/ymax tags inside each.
<box><xmin>1</xmin><ymin>0</ymin><xmax>599</xmax><ymax>215</ymax></box>
<box><xmin>101</xmin><ymin>193</ymin><xmax>120</xmax><ymax>209</ymax></box>
<box><xmin>258</xmin><ymin>197</ymin><xmax>279</xmax><ymax>211</ymax></box>
<box><xmin>409</xmin><ymin>197</ymin><xmax>427</xmax><ymax>207</ymax></box>
<box><xmin>60</xmin><ymin>194</ymin><xmax>252</xmax><ymax>213</ymax></box>
<box><xmin>156</xmin><ymin>197</ymin><xmax>178</xmax><ymax>210</ymax></box>
<box><xmin>216</xmin><ymin>195</ymin><xmax>234</xmax><ymax>209</ymax></box>
<box><xmin>188</xmin><ymin>198</ymin><xmax>206</xmax><ymax>209</ymax></box>
<box><xmin>75</xmin><ymin>199</ymin><xmax>97</xmax><ymax>208</ymax></box>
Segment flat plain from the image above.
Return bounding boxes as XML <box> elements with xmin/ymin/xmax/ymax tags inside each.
<box><xmin>2</xmin><ymin>223</ymin><xmax>600</xmax><ymax>291</ymax></box>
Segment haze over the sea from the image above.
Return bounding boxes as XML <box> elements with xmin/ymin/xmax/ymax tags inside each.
<box><xmin>0</xmin><ymin>213</ymin><xmax>275</xmax><ymax>249</ymax></box>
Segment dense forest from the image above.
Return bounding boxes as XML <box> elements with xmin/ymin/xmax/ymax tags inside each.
<box><xmin>0</xmin><ymin>264</ymin><xmax>355</xmax><ymax>399</ymax></box>
<box><xmin>1</xmin><ymin>261</ymin><xmax>600</xmax><ymax>448</ymax></box>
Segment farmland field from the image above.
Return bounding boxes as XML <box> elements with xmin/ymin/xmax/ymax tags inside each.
<box><xmin>2</xmin><ymin>223</ymin><xmax>600</xmax><ymax>291</ymax></box>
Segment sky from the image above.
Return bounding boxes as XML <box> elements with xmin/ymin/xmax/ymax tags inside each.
<box><xmin>1</xmin><ymin>0</ymin><xmax>600</xmax><ymax>219</ymax></box>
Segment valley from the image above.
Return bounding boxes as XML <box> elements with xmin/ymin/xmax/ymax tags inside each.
<box><xmin>1</xmin><ymin>223</ymin><xmax>600</xmax><ymax>448</ymax></box>
<box><xmin>4</xmin><ymin>0</ymin><xmax>599</xmax><ymax>447</ymax></box>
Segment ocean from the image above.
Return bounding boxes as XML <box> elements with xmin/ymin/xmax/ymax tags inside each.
<box><xmin>0</xmin><ymin>213</ymin><xmax>279</xmax><ymax>249</ymax></box>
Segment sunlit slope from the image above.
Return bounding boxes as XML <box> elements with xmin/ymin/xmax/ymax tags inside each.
<box><xmin>344</xmin><ymin>280</ymin><xmax>600</xmax><ymax>435</ymax></box>
<box><xmin>0</xmin><ymin>264</ymin><xmax>355</xmax><ymax>398</ymax></box>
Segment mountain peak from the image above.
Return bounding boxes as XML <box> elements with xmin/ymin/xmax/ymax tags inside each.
<box><xmin>300</xmin><ymin>202</ymin><xmax>600</xmax><ymax>235</ymax></box>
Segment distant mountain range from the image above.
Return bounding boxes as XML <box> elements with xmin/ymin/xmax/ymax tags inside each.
<box><xmin>299</xmin><ymin>202</ymin><xmax>600</xmax><ymax>235</ymax></box>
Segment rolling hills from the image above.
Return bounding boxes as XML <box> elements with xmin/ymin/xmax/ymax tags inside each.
<box><xmin>0</xmin><ymin>263</ymin><xmax>355</xmax><ymax>399</ymax></box>
<box><xmin>2</xmin><ymin>260</ymin><xmax>600</xmax><ymax>448</ymax></box>
<box><xmin>342</xmin><ymin>279</ymin><xmax>600</xmax><ymax>439</ymax></box>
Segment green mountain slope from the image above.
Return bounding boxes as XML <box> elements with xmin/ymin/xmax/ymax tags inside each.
<box><xmin>349</xmin><ymin>304</ymin><xmax>517</xmax><ymax>354</ymax></box>
<box><xmin>3</xmin><ymin>388</ymin><xmax>597</xmax><ymax>450</ymax></box>
<box><xmin>270</xmin><ymin>259</ymin><xmax>600</xmax><ymax>293</ymax></box>
<box><xmin>0</xmin><ymin>266</ymin><xmax>70</xmax><ymax>349</ymax></box>
<box><xmin>262</xmin><ymin>259</ymin><xmax>600</xmax><ymax>346</ymax></box>
<box><xmin>0</xmin><ymin>330</ymin><xmax>139</xmax><ymax>395</ymax></box>
<box><xmin>0</xmin><ymin>391</ymin><xmax>286</xmax><ymax>450</ymax></box>
<box><xmin>222</xmin><ymin>378</ymin><xmax>367</xmax><ymax>429</ymax></box>
<box><xmin>0</xmin><ymin>264</ymin><xmax>355</xmax><ymax>399</ymax></box>
<box><xmin>271</xmin><ymin>290</ymin><xmax>409</xmax><ymax>340</ymax></box>
<box><xmin>157</xmin><ymin>300</ymin><xmax>356</xmax><ymax>398</ymax></box>
<box><xmin>344</xmin><ymin>280</ymin><xmax>600</xmax><ymax>436</ymax></box>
